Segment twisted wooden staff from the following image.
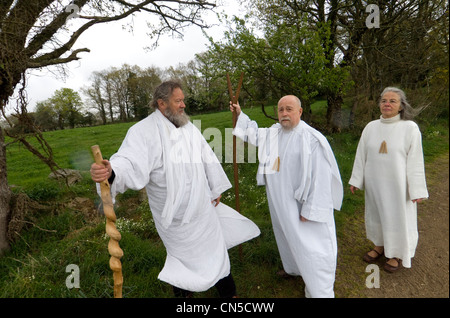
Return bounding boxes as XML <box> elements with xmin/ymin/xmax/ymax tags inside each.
<box><xmin>91</xmin><ymin>145</ymin><xmax>124</xmax><ymax>298</ymax></box>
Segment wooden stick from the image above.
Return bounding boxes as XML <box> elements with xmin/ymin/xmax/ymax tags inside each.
<box><xmin>227</xmin><ymin>72</ymin><xmax>244</xmax><ymax>128</ymax></box>
<box><xmin>234</xmin><ymin>72</ymin><xmax>244</xmax><ymax>105</ymax></box>
<box><xmin>227</xmin><ymin>72</ymin><xmax>244</xmax><ymax>261</ymax></box>
<box><xmin>226</xmin><ymin>72</ymin><xmax>244</xmax><ymax>213</ymax></box>
<box><xmin>91</xmin><ymin>145</ymin><xmax>124</xmax><ymax>298</ymax></box>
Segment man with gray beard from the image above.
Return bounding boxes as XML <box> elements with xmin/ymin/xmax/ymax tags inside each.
<box><xmin>153</xmin><ymin>81</ymin><xmax>191</xmax><ymax>128</ymax></box>
<box><xmin>90</xmin><ymin>81</ymin><xmax>260</xmax><ymax>298</ymax></box>
<box><xmin>230</xmin><ymin>95</ymin><xmax>342</xmax><ymax>297</ymax></box>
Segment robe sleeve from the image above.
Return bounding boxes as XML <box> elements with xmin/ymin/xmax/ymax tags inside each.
<box><xmin>406</xmin><ymin>124</ymin><xmax>428</xmax><ymax>200</ymax></box>
<box><xmin>108</xmin><ymin>122</ymin><xmax>160</xmax><ymax>200</ymax></box>
<box><xmin>233</xmin><ymin>111</ymin><xmax>259</xmax><ymax>146</ymax></box>
<box><xmin>298</xmin><ymin>139</ymin><xmax>335</xmax><ymax>223</ymax></box>
<box><xmin>348</xmin><ymin>126</ymin><xmax>368</xmax><ymax>190</ymax></box>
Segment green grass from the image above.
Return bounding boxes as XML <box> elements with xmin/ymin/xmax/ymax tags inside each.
<box><xmin>1</xmin><ymin>102</ymin><xmax>448</xmax><ymax>298</ymax></box>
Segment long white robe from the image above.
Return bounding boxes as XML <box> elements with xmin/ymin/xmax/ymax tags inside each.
<box><xmin>349</xmin><ymin>114</ymin><xmax>428</xmax><ymax>268</ymax></box>
<box><xmin>105</xmin><ymin>109</ymin><xmax>260</xmax><ymax>292</ymax></box>
<box><xmin>233</xmin><ymin>112</ymin><xmax>343</xmax><ymax>298</ymax></box>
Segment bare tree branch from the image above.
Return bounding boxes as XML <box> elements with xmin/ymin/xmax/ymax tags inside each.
<box><xmin>28</xmin><ymin>48</ymin><xmax>91</xmax><ymax>68</ymax></box>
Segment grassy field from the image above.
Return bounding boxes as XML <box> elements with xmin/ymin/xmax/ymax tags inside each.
<box><xmin>1</xmin><ymin>103</ymin><xmax>448</xmax><ymax>298</ymax></box>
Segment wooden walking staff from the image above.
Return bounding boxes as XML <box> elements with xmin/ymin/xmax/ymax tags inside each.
<box><xmin>91</xmin><ymin>145</ymin><xmax>124</xmax><ymax>298</ymax></box>
<box><xmin>227</xmin><ymin>72</ymin><xmax>244</xmax><ymax>213</ymax></box>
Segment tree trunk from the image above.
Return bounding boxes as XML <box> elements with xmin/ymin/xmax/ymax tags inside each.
<box><xmin>0</xmin><ymin>126</ymin><xmax>11</xmax><ymax>255</ymax></box>
<box><xmin>349</xmin><ymin>96</ymin><xmax>358</xmax><ymax>129</ymax></box>
<box><xmin>301</xmin><ymin>99</ymin><xmax>312</xmax><ymax>123</ymax></box>
<box><xmin>326</xmin><ymin>93</ymin><xmax>343</xmax><ymax>133</ymax></box>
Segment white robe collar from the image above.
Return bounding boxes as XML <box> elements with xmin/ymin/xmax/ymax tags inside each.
<box><xmin>380</xmin><ymin>113</ymin><xmax>401</xmax><ymax>123</ymax></box>
<box><xmin>257</xmin><ymin>120</ymin><xmax>343</xmax><ymax>211</ymax></box>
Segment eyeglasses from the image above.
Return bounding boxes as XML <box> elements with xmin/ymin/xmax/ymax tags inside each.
<box><xmin>380</xmin><ymin>99</ymin><xmax>400</xmax><ymax>105</ymax></box>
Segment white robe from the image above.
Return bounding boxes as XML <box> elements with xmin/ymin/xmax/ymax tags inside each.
<box><xmin>349</xmin><ymin>114</ymin><xmax>428</xmax><ymax>268</ymax></box>
<box><xmin>104</xmin><ymin>109</ymin><xmax>260</xmax><ymax>292</ymax></box>
<box><xmin>233</xmin><ymin>112</ymin><xmax>343</xmax><ymax>298</ymax></box>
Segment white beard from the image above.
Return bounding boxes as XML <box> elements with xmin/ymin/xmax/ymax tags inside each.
<box><xmin>164</xmin><ymin>108</ymin><xmax>190</xmax><ymax>127</ymax></box>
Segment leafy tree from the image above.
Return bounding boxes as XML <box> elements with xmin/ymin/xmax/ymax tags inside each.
<box><xmin>83</xmin><ymin>64</ymin><xmax>161</xmax><ymax>122</ymax></box>
<box><xmin>34</xmin><ymin>100</ymin><xmax>58</xmax><ymax>131</ymax></box>
<box><xmin>126</xmin><ymin>65</ymin><xmax>162</xmax><ymax>120</ymax></box>
<box><xmin>350</xmin><ymin>0</ymin><xmax>449</xmax><ymax>126</ymax></box>
<box><xmin>249</xmin><ymin>0</ymin><xmax>448</xmax><ymax>131</ymax></box>
<box><xmin>192</xmin><ymin>51</ymin><xmax>230</xmax><ymax>112</ymax></box>
<box><xmin>163</xmin><ymin>59</ymin><xmax>224</xmax><ymax>113</ymax></box>
<box><xmin>34</xmin><ymin>88</ymin><xmax>84</xmax><ymax>130</ymax></box>
<box><xmin>50</xmin><ymin>88</ymin><xmax>84</xmax><ymax>129</ymax></box>
<box><xmin>82</xmin><ymin>71</ymin><xmax>108</xmax><ymax>125</ymax></box>
<box><xmin>206</xmin><ymin>15</ymin><xmax>329</xmax><ymax>122</ymax></box>
<box><xmin>246</xmin><ymin>0</ymin><xmax>354</xmax><ymax>131</ymax></box>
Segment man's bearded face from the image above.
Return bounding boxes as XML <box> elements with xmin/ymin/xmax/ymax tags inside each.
<box><xmin>163</xmin><ymin>88</ymin><xmax>190</xmax><ymax>127</ymax></box>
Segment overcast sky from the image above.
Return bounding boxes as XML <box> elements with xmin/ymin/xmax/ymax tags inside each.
<box><xmin>16</xmin><ymin>1</ymin><xmax>241</xmax><ymax>113</ymax></box>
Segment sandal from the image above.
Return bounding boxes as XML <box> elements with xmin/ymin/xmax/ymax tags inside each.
<box><xmin>363</xmin><ymin>247</ymin><xmax>384</xmax><ymax>263</ymax></box>
<box><xmin>384</xmin><ymin>258</ymin><xmax>401</xmax><ymax>273</ymax></box>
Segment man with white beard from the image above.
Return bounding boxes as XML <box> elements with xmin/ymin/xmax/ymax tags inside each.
<box><xmin>230</xmin><ymin>95</ymin><xmax>343</xmax><ymax>298</ymax></box>
<box><xmin>90</xmin><ymin>80</ymin><xmax>259</xmax><ymax>297</ymax></box>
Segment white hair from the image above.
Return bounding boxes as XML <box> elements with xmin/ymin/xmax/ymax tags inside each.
<box><xmin>380</xmin><ymin>87</ymin><xmax>419</xmax><ymax>120</ymax></box>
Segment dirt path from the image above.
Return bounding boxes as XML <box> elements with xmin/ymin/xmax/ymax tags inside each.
<box><xmin>359</xmin><ymin>153</ymin><xmax>449</xmax><ymax>298</ymax></box>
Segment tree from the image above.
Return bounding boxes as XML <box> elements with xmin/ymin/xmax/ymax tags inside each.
<box><xmin>83</xmin><ymin>64</ymin><xmax>161</xmax><ymax>122</ymax></box>
<box><xmin>128</xmin><ymin>66</ymin><xmax>162</xmax><ymax>119</ymax></box>
<box><xmin>82</xmin><ymin>71</ymin><xmax>108</xmax><ymax>125</ymax></box>
<box><xmin>0</xmin><ymin>0</ymin><xmax>216</xmax><ymax>255</ymax></box>
<box><xmin>241</xmin><ymin>0</ymin><xmax>448</xmax><ymax>131</ymax></box>
<box><xmin>50</xmin><ymin>88</ymin><xmax>84</xmax><ymax>129</ymax></box>
<box><xmin>192</xmin><ymin>53</ymin><xmax>229</xmax><ymax>112</ymax></box>
<box><xmin>33</xmin><ymin>88</ymin><xmax>84</xmax><ymax>130</ymax></box>
<box><xmin>34</xmin><ymin>100</ymin><xmax>58</xmax><ymax>131</ymax></box>
<box><xmin>246</xmin><ymin>0</ymin><xmax>354</xmax><ymax>131</ymax></box>
<box><xmin>350</xmin><ymin>1</ymin><xmax>449</xmax><ymax>126</ymax></box>
<box><xmin>206</xmin><ymin>15</ymin><xmax>329</xmax><ymax>121</ymax></box>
